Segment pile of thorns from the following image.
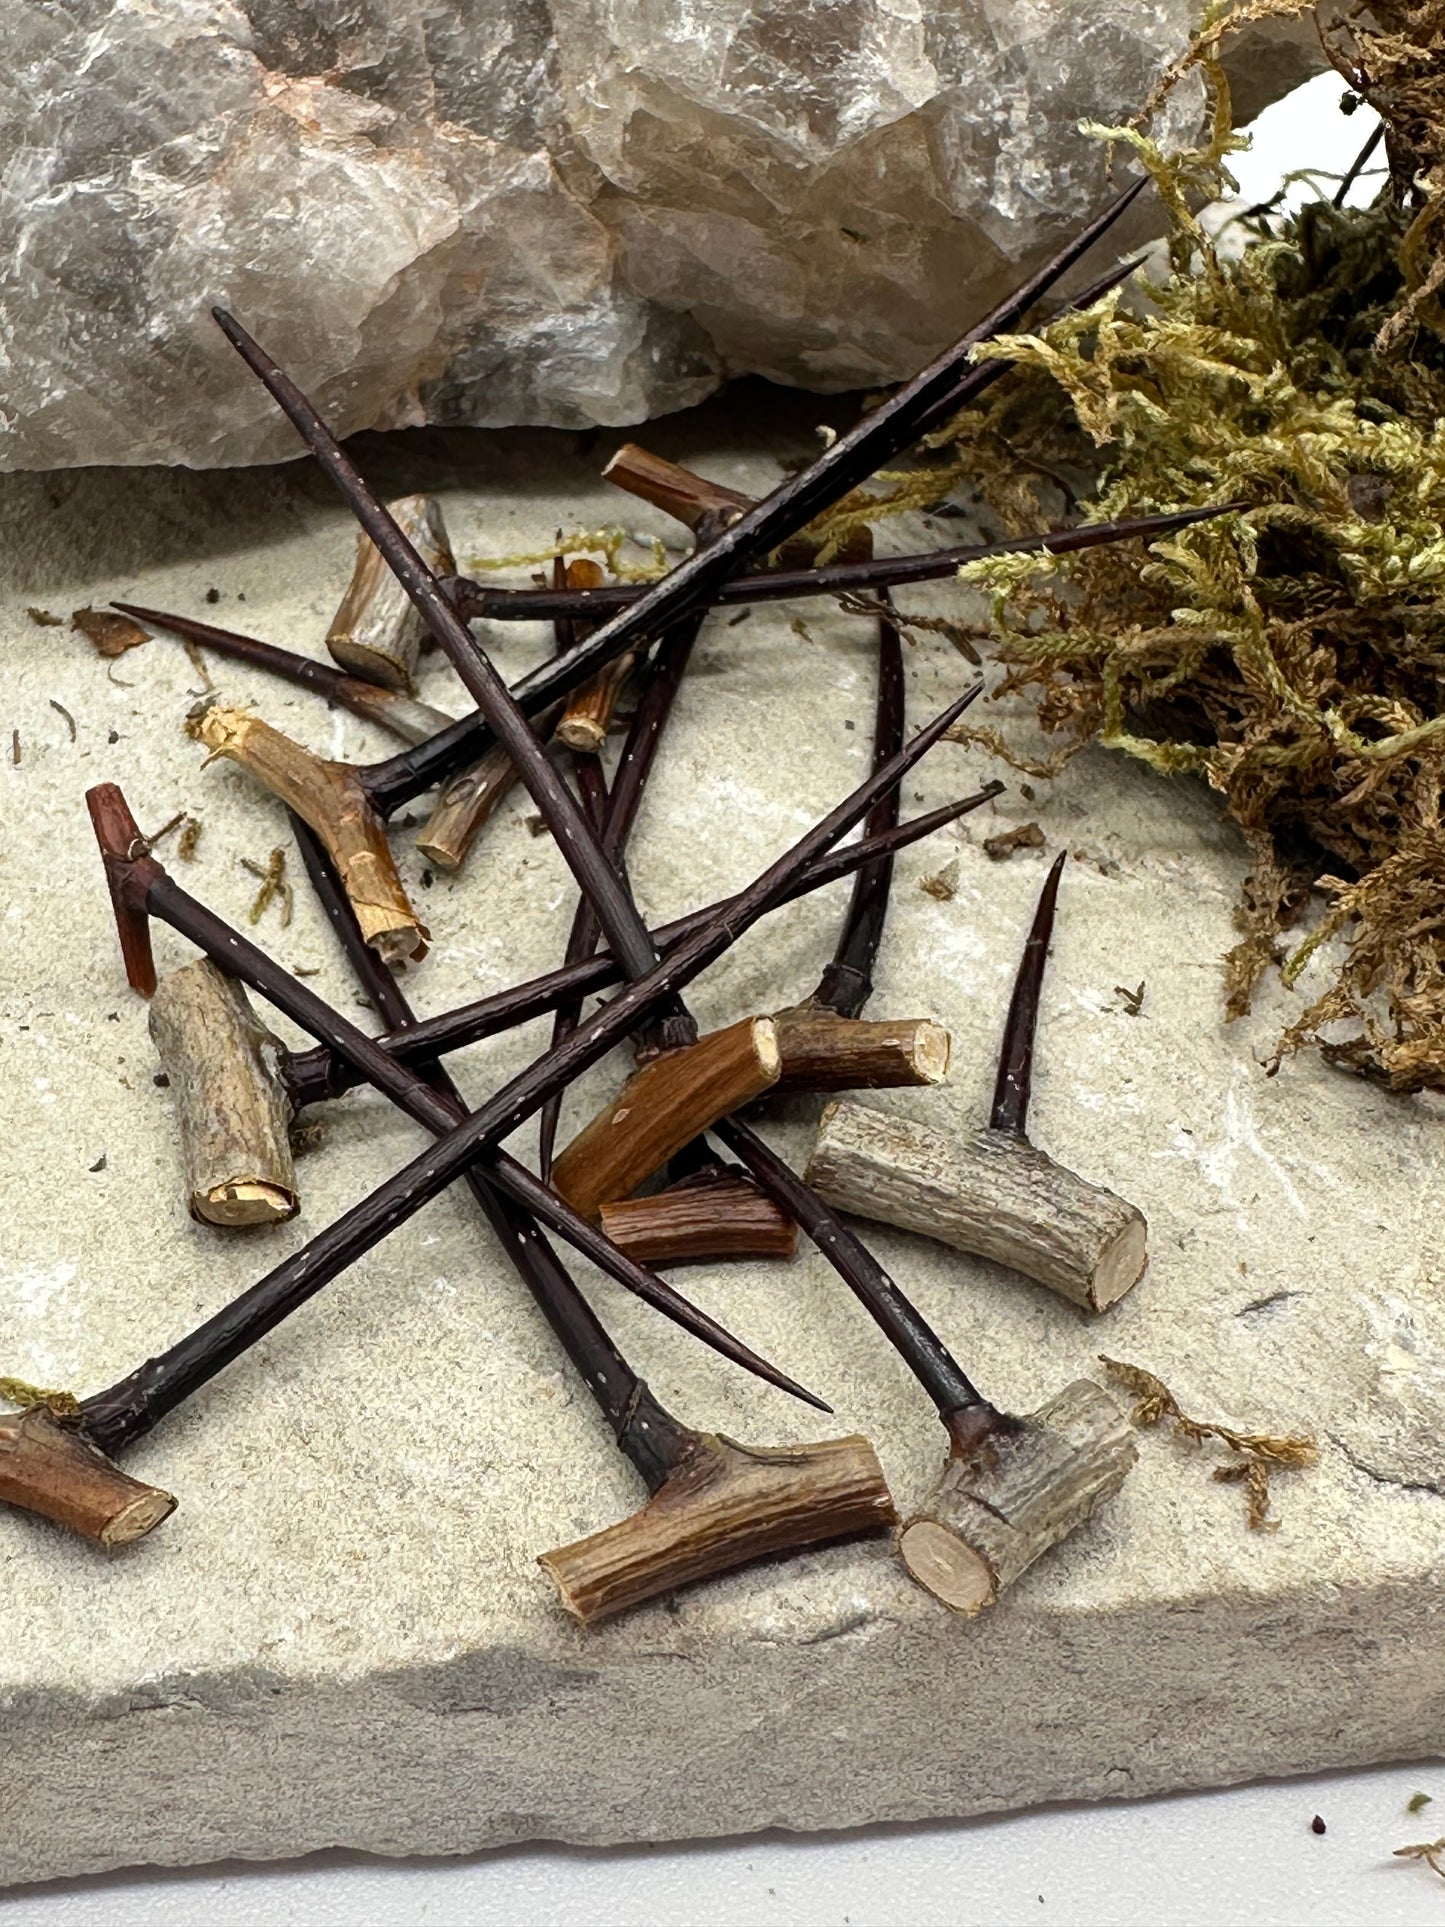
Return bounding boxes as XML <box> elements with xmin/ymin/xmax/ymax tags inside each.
<box><xmin>2</xmin><ymin>184</ymin><xmax>1233</xmax><ymax>1625</ymax></box>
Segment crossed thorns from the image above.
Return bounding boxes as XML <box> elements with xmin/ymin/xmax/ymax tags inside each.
<box><xmin>3</xmin><ymin>180</ymin><xmax>1210</xmax><ymax>1621</ymax></box>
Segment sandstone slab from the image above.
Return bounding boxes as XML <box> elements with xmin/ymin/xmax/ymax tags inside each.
<box><xmin>0</xmin><ymin>3</ymin><xmax>1321</xmax><ymax>467</ymax></box>
<box><xmin>1</xmin><ymin>391</ymin><xmax>1442</xmax><ymax>1889</ymax></box>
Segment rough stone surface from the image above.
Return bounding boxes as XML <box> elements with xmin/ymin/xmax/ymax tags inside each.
<box><xmin>2</xmin><ymin>391</ymin><xmax>1442</xmax><ymax>1890</ymax></box>
<box><xmin>0</xmin><ymin>3</ymin><xmax>1322</xmax><ymax>468</ymax></box>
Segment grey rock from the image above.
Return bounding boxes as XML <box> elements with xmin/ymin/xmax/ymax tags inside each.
<box><xmin>0</xmin><ymin>2</ymin><xmax>1322</xmax><ymax>468</ymax></box>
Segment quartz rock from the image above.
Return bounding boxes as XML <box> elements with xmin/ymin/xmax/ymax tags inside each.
<box><xmin>0</xmin><ymin>2</ymin><xmax>1322</xmax><ymax>467</ymax></box>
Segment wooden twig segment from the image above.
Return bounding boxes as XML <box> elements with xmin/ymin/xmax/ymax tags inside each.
<box><xmin>85</xmin><ymin>784</ymin><xmax>158</xmax><ymax>995</ymax></box>
<box><xmin>149</xmin><ymin>959</ymin><xmax>298</xmax><ymax>1227</ymax></box>
<box><xmin>600</xmin><ymin>1169</ymin><xmax>798</xmax><ymax>1267</ymax></box>
<box><xmin>806</xmin><ymin>1101</ymin><xmax>1147</xmax><ymax>1312</ymax></box>
<box><xmin>190</xmin><ymin>705</ymin><xmax>427</xmax><ymax>963</ymax></box>
<box><xmin>770</xmin><ymin>1009</ymin><xmax>951</xmax><ymax>1094</ymax></box>
<box><xmin>539</xmin><ymin>1428</ymin><xmax>895</xmax><ymax>1624</ymax></box>
<box><xmin>603</xmin><ymin>443</ymin><xmax>754</xmax><ymax>534</ymax></box>
<box><xmin>551</xmin><ymin>1017</ymin><xmax>782</xmax><ymax>1221</ymax></box>
<box><xmin>326</xmin><ymin>493</ymin><xmax>455</xmax><ymax>690</ymax></box>
<box><xmin>0</xmin><ymin>1405</ymin><xmax>175</xmax><ymax>1547</ymax></box>
<box><xmin>413</xmin><ymin>725</ymin><xmax>545</xmax><ymax>873</ymax></box>
<box><xmin>897</xmin><ymin>1381</ymin><xmax>1136</xmax><ymax>1613</ymax></box>
<box><xmin>555</xmin><ymin>560</ymin><xmax>625</xmax><ymax>752</ymax></box>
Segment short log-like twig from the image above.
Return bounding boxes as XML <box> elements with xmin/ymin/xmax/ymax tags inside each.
<box><xmin>807</xmin><ymin>854</ymin><xmax>1150</xmax><ymax>1312</ymax></box>
<box><xmin>325</xmin><ymin>492</ymin><xmax>455</xmax><ymax>691</ymax></box>
<box><xmin>148</xmin><ymin>958</ymin><xmax>298</xmax><ymax>1226</ymax></box>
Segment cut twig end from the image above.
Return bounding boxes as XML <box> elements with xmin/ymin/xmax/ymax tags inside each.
<box><xmin>0</xmin><ymin>1406</ymin><xmax>176</xmax><ymax>1548</ymax></box>
<box><xmin>538</xmin><ymin>1428</ymin><xmax>896</xmax><ymax>1625</ymax></box>
<box><xmin>899</xmin><ymin>1379</ymin><xmax>1136</xmax><ymax>1615</ymax></box>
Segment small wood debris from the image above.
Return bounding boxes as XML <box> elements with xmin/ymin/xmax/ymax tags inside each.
<box><xmin>1114</xmin><ymin>981</ymin><xmax>1146</xmax><ymax>1017</ymax></box>
<box><xmin>241</xmin><ymin>846</ymin><xmax>293</xmax><ymax>928</ymax></box>
<box><xmin>1409</xmin><ymin>1793</ymin><xmax>1434</xmax><ymax>1815</ymax></box>
<box><xmin>920</xmin><ymin>856</ymin><xmax>959</xmax><ymax>902</ymax></box>
<box><xmin>10</xmin><ymin>730</ymin><xmax>20</xmax><ymax>767</ymax></box>
<box><xmin>1100</xmin><ymin>1356</ymin><xmax>1317</xmax><ymax>1530</ymax></box>
<box><xmin>1395</xmin><ymin>1838</ymin><xmax>1445</xmax><ymax>1883</ymax></box>
<box><xmin>72</xmin><ymin>607</ymin><xmax>150</xmax><ymax>658</ymax></box>
<box><xmin>27</xmin><ymin>607</ymin><xmax>64</xmax><ymax>628</ymax></box>
<box><xmin>48</xmin><ymin>699</ymin><xmax>77</xmax><ymax>742</ymax></box>
<box><xmin>984</xmin><ymin>821</ymin><xmax>1046</xmax><ymax>862</ymax></box>
<box><xmin>183</xmin><ymin>639</ymin><xmax>214</xmax><ymax>691</ymax></box>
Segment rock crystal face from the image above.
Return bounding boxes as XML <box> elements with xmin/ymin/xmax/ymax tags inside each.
<box><xmin>0</xmin><ymin>1</ymin><xmax>1320</xmax><ymax>467</ymax></box>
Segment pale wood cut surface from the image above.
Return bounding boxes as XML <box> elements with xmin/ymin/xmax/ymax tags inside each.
<box><xmin>325</xmin><ymin>493</ymin><xmax>456</xmax><ymax>691</ymax></box>
<box><xmin>551</xmin><ymin>1017</ymin><xmax>782</xmax><ymax>1220</ymax></box>
<box><xmin>148</xmin><ymin>958</ymin><xmax>298</xmax><ymax>1227</ymax></box>
<box><xmin>806</xmin><ymin>1099</ymin><xmax>1148</xmax><ymax>1310</ymax></box>
<box><xmin>538</xmin><ymin>1429</ymin><xmax>896</xmax><ymax>1624</ymax></box>
<box><xmin>192</xmin><ymin>706</ymin><xmax>428</xmax><ymax>962</ymax></box>
<box><xmin>898</xmin><ymin>1380</ymin><xmax>1136</xmax><ymax>1614</ymax></box>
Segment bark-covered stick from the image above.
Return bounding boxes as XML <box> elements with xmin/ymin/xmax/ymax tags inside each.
<box><xmin>807</xmin><ymin>854</ymin><xmax>1148</xmax><ymax>1311</ymax></box>
<box><xmin>554</xmin><ymin>559</ymin><xmax>626</xmax><ymax>752</ymax></box>
<box><xmin>0</xmin><ymin>1401</ymin><xmax>175</xmax><ymax>1548</ymax></box>
<box><xmin>805</xmin><ymin>1101</ymin><xmax>1147</xmax><ymax>1313</ymax></box>
<box><xmin>539</xmin><ymin>1429</ymin><xmax>894</xmax><ymax>1625</ymax></box>
<box><xmin>550</xmin><ymin>1016</ymin><xmax>783</xmax><ymax>1221</ymax></box>
<box><xmin>600</xmin><ymin>1169</ymin><xmax>799</xmax><ymax>1267</ymax></box>
<box><xmin>896</xmin><ymin>1384</ymin><xmax>1137</xmax><ymax>1614</ymax></box>
<box><xmin>148</xmin><ymin>958</ymin><xmax>298</xmax><ymax>1228</ymax></box>
<box><xmin>292</xmin><ymin>816</ymin><xmax>886</xmax><ymax>1622</ymax></box>
<box><xmin>326</xmin><ymin>493</ymin><xmax>456</xmax><ymax>691</ymax></box>
<box><xmin>188</xmin><ymin>703</ymin><xmax>427</xmax><ymax>964</ymax></box>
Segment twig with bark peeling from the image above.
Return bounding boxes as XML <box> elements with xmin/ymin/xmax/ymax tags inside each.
<box><xmin>326</xmin><ymin>493</ymin><xmax>455</xmax><ymax>691</ymax></box>
<box><xmin>292</xmin><ymin>814</ymin><xmax>890</xmax><ymax>1621</ymax></box>
<box><xmin>188</xmin><ymin>702</ymin><xmax>428</xmax><ymax>964</ymax></box>
<box><xmin>807</xmin><ymin>855</ymin><xmax>1150</xmax><ymax>1313</ymax></box>
<box><xmin>148</xmin><ymin>958</ymin><xmax>298</xmax><ymax>1226</ymax></box>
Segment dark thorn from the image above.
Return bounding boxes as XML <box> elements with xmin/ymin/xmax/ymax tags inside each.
<box><xmin>990</xmin><ymin>850</ymin><xmax>1067</xmax><ymax>1138</ymax></box>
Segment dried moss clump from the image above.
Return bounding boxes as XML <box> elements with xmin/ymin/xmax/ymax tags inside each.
<box><xmin>950</xmin><ymin>1</ymin><xmax>1445</xmax><ymax>1091</ymax></box>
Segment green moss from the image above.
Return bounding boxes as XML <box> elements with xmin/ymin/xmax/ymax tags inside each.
<box><xmin>941</xmin><ymin>4</ymin><xmax>1445</xmax><ymax>1090</ymax></box>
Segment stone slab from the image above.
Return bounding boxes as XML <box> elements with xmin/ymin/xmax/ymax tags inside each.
<box><xmin>1</xmin><ymin>390</ymin><xmax>1442</xmax><ymax>1888</ymax></box>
